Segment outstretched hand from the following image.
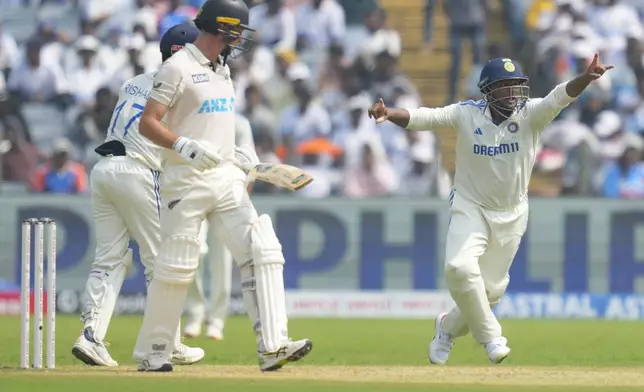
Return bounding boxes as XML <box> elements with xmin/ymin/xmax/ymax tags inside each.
<box><xmin>584</xmin><ymin>52</ymin><xmax>614</xmax><ymax>80</ymax></box>
<box><xmin>368</xmin><ymin>98</ymin><xmax>388</xmax><ymax>124</ymax></box>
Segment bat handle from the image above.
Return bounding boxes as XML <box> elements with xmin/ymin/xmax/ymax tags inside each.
<box><xmin>232</xmin><ymin>159</ymin><xmax>254</xmax><ymax>174</ymax></box>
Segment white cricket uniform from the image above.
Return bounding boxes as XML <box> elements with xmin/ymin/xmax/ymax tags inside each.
<box><xmin>85</xmin><ymin>72</ymin><xmax>162</xmax><ymax>342</ymax></box>
<box><xmin>85</xmin><ymin>70</ymin><xmax>207</xmax><ymax>348</ymax></box>
<box><xmin>135</xmin><ymin>44</ymin><xmax>281</xmax><ymax>360</ymax></box>
<box><xmin>405</xmin><ymin>82</ymin><xmax>575</xmax><ymax>344</ymax></box>
<box><xmin>185</xmin><ymin>114</ymin><xmax>255</xmax><ymax>335</ymax></box>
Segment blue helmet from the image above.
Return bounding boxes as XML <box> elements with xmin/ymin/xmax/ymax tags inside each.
<box><xmin>478</xmin><ymin>58</ymin><xmax>529</xmax><ymax>116</ymax></box>
<box><xmin>160</xmin><ymin>21</ymin><xmax>200</xmax><ymax>61</ymax></box>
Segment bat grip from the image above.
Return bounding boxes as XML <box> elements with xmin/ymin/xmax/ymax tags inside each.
<box><xmin>232</xmin><ymin>159</ymin><xmax>253</xmax><ymax>174</ymax></box>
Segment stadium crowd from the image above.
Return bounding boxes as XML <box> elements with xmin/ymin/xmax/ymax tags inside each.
<box><xmin>1</xmin><ymin>0</ymin><xmax>644</xmax><ymax>199</ymax></box>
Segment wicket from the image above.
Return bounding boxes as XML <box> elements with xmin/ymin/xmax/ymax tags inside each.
<box><xmin>20</xmin><ymin>218</ymin><xmax>56</xmax><ymax>369</ymax></box>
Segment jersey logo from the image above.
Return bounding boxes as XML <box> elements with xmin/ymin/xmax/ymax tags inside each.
<box><xmin>168</xmin><ymin>199</ymin><xmax>182</xmax><ymax>210</ymax></box>
<box><xmin>474</xmin><ymin>143</ymin><xmax>519</xmax><ymax>157</ymax></box>
<box><xmin>192</xmin><ymin>73</ymin><xmax>210</xmax><ymax>84</ymax></box>
<box><xmin>153</xmin><ymin>82</ymin><xmax>162</xmax><ymax>89</ymax></box>
<box><xmin>507</xmin><ymin>121</ymin><xmax>520</xmax><ymax>133</ymax></box>
<box><xmin>198</xmin><ymin>97</ymin><xmax>235</xmax><ymax>114</ymax></box>
<box><xmin>474</xmin><ymin>128</ymin><xmax>483</xmax><ymax>135</ymax></box>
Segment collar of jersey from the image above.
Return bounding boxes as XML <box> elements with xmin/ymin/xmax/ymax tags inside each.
<box><xmin>184</xmin><ymin>43</ymin><xmax>213</xmax><ymax>67</ymax></box>
<box><xmin>483</xmin><ymin>102</ymin><xmax>522</xmax><ymax>125</ymax></box>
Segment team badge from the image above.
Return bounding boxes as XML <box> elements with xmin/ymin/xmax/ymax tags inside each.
<box><xmin>192</xmin><ymin>73</ymin><xmax>210</xmax><ymax>84</ymax></box>
<box><xmin>507</xmin><ymin>121</ymin><xmax>520</xmax><ymax>134</ymax></box>
<box><xmin>503</xmin><ymin>61</ymin><xmax>516</xmax><ymax>72</ymax></box>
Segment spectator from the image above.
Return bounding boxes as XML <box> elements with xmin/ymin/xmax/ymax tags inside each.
<box><xmin>8</xmin><ymin>39</ymin><xmax>68</xmax><ymax>105</ymax></box>
<box><xmin>334</xmin><ymin>92</ymin><xmax>383</xmax><ymax>170</ymax></box>
<box><xmin>349</xmin><ymin>7</ymin><xmax>401</xmax><ymax>71</ymax></box>
<box><xmin>109</xmin><ymin>33</ymin><xmax>148</xmax><ymax>93</ymax></box>
<box><xmin>396</xmin><ymin>132</ymin><xmax>436</xmax><ymax>197</ymax></box>
<box><xmin>66</xmin><ymin>35</ymin><xmax>107</xmax><ymax>107</ymax></box>
<box><xmin>34</xmin><ymin>21</ymin><xmax>71</xmax><ymax>71</ymax></box>
<box><xmin>369</xmin><ymin>47</ymin><xmax>418</xmax><ymax>108</ymax></box>
<box><xmin>263</xmin><ymin>49</ymin><xmax>297</xmax><ymax>113</ymax></box>
<box><xmin>73</xmin><ymin>87</ymin><xmax>117</xmax><ymax>162</ymax></box>
<box><xmin>425</xmin><ymin>0</ymin><xmax>487</xmax><ymax>103</ymax></box>
<box><xmin>133</xmin><ymin>0</ymin><xmax>160</xmax><ymax>40</ymax></box>
<box><xmin>33</xmin><ymin>138</ymin><xmax>88</xmax><ymax>194</ymax></box>
<box><xmin>344</xmin><ymin>141</ymin><xmax>398</xmax><ymax>198</ymax></box>
<box><xmin>249</xmin><ymin>0</ymin><xmax>297</xmax><ymax>51</ymax></box>
<box><xmin>277</xmin><ymin>62</ymin><xmax>332</xmax><ymax>164</ymax></box>
<box><xmin>96</xmin><ymin>27</ymin><xmax>128</xmax><ymax>78</ymax></box>
<box><xmin>294</xmin><ymin>0</ymin><xmax>346</xmax><ymax>49</ymax></box>
<box><xmin>158</xmin><ymin>0</ymin><xmax>195</xmax><ymax>38</ymax></box>
<box><xmin>1</xmin><ymin>119</ymin><xmax>41</xmax><ymax>188</ymax></box>
<box><xmin>243</xmin><ymin>83</ymin><xmax>278</xmax><ymax>140</ymax></box>
<box><xmin>602</xmin><ymin>146</ymin><xmax>644</xmax><ymax>198</ymax></box>
<box><xmin>318</xmin><ymin>41</ymin><xmax>350</xmax><ymax>93</ymax></box>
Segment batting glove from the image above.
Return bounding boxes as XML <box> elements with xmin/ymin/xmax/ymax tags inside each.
<box><xmin>234</xmin><ymin>144</ymin><xmax>260</xmax><ymax>170</ymax></box>
<box><xmin>173</xmin><ymin>137</ymin><xmax>221</xmax><ymax>171</ymax></box>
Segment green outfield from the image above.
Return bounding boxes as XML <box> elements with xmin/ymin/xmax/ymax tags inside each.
<box><xmin>0</xmin><ymin>315</ymin><xmax>643</xmax><ymax>391</ymax></box>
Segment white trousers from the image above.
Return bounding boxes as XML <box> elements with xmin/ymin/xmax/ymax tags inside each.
<box><xmin>85</xmin><ymin>156</ymin><xmax>161</xmax><ymax>342</ymax></box>
<box><xmin>91</xmin><ymin>157</ymin><xmax>160</xmax><ymax>276</ymax></box>
<box><xmin>441</xmin><ymin>190</ymin><xmax>528</xmax><ymax>344</ymax></box>
<box><xmin>134</xmin><ymin>163</ymin><xmax>261</xmax><ymax>360</ymax></box>
<box><xmin>184</xmin><ymin>220</ymin><xmax>233</xmax><ymax>330</ymax></box>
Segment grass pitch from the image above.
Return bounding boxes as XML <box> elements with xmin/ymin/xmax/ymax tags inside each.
<box><xmin>1</xmin><ymin>315</ymin><xmax>643</xmax><ymax>391</ymax></box>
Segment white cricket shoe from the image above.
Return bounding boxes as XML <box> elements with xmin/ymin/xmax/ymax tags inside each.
<box><xmin>485</xmin><ymin>336</ymin><xmax>511</xmax><ymax>364</ymax></box>
<box><xmin>171</xmin><ymin>340</ymin><xmax>205</xmax><ymax>365</ymax></box>
<box><xmin>182</xmin><ymin>320</ymin><xmax>202</xmax><ymax>338</ymax></box>
<box><xmin>137</xmin><ymin>353</ymin><xmax>173</xmax><ymax>372</ymax></box>
<box><xmin>428</xmin><ymin>312</ymin><xmax>454</xmax><ymax>365</ymax></box>
<box><xmin>72</xmin><ymin>328</ymin><xmax>118</xmax><ymax>367</ymax></box>
<box><xmin>206</xmin><ymin>324</ymin><xmax>224</xmax><ymax>340</ymax></box>
<box><xmin>258</xmin><ymin>338</ymin><xmax>313</xmax><ymax>372</ymax></box>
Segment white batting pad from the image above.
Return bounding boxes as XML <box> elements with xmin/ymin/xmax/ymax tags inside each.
<box><xmin>251</xmin><ymin>214</ymin><xmax>287</xmax><ymax>353</ymax></box>
<box><xmin>154</xmin><ymin>235</ymin><xmax>201</xmax><ymax>284</ymax></box>
<box><xmin>81</xmin><ymin>249</ymin><xmax>132</xmax><ymax>342</ymax></box>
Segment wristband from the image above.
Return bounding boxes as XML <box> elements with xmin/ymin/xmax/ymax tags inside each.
<box><xmin>172</xmin><ymin>137</ymin><xmax>187</xmax><ymax>153</ymax></box>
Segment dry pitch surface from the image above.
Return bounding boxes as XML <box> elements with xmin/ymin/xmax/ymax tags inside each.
<box><xmin>6</xmin><ymin>365</ymin><xmax>641</xmax><ymax>388</ymax></box>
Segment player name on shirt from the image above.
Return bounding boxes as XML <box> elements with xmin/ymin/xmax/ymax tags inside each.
<box><xmin>124</xmin><ymin>83</ymin><xmax>150</xmax><ymax>100</ymax></box>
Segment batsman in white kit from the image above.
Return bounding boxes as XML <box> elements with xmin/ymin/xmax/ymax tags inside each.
<box><xmin>369</xmin><ymin>54</ymin><xmax>613</xmax><ymax>364</ymax></box>
<box><xmin>183</xmin><ymin>114</ymin><xmax>255</xmax><ymax>340</ymax></box>
<box><xmin>72</xmin><ymin>22</ymin><xmax>205</xmax><ymax>367</ymax></box>
<box><xmin>134</xmin><ymin>0</ymin><xmax>312</xmax><ymax>372</ymax></box>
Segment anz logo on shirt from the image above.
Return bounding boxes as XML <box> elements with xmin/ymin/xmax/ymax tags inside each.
<box><xmin>198</xmin><ymin>97</ymin><xmax>235</xmax><ymax>114</ymax></box>
<box><xmin>473</xmin><ymin>142</ymin><xmax>520</xmax><ymax>157</ymax></box>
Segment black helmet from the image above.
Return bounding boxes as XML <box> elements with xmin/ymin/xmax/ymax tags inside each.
<box><xmin>194</xmin><ymin>0</ymin><xmax>254</xmax><ymax>60</ymax></box>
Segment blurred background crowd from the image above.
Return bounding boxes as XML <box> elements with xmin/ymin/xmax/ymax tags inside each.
<box><xmin>1</xmin><ymin>0</ymin><xmax>644</xmax><ymax>199</ymax></box>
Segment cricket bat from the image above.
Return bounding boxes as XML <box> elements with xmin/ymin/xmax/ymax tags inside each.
<box><xmin>235</xmin><ymin>162</ymin><xmax>313</xmax><ymax>191</ymax></box>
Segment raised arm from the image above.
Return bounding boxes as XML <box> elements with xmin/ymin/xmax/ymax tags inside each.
<box><xmin>528</xmin><ymin>52</ymin><xmax>614</xmax><ymax>130</ymax></box>
<box><xmin>368</xmin><ymin>98</ymin><xmax>460</xmax><ymax>131</ymax></box>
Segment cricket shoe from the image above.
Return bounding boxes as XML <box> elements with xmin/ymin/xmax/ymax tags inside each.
<box><xmin>258</xmin><ymin>339</ymin><xmax>313</xmax><ymax>372</ymax></box>
<box><xmin>137</xmin><ymin>353</ymin><xmax>173</xmax><ymax>372</ymax></box>
<box><xmin>485</xmin><ymin>336</ymin><xmax>511</xmax><ymax>364</ymax></box>
<box><xmin>428</xmin><ymin>313</ymin><xmax>454</xmax><ymax>365</ymax></box>
<box><xmin>182</xmin><ymin>320</ymin><xmax>202</xmax><ymax>338</ymax></box>
<box><xmin>72</xmin><ymin>328</ymin><xmax>118</xmax><ymax>367</ymax></box>
<box><xmin>171</xmin><ymin>339</ymin><xmax>205</xmax><ymax>365</ymax></box>
<box><xmin>206</xmin><ymin>324</ymin><xmax>224</xmax><ymax>340</ymax></box>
